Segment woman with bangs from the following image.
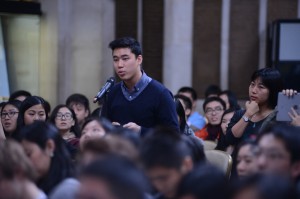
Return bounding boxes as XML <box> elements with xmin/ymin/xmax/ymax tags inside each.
<box><xmin>226</xmin><ymin>68</ymin><xmax>296</xmax><ymax>146</ymax></box>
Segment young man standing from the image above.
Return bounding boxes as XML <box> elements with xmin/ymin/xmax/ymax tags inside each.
<box><xmin>101</xmin><ymin>37</ymin><xmax>179</xmax><ymax>136</ymax></box>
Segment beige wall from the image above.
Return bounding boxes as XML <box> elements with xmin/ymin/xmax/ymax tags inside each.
<box><xmin>39</xmin><ymin>0</ymin><xmax>115</xmax><ymax>110</ymax></box>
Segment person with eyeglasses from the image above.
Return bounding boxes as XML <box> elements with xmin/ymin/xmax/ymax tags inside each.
<box><xmin>0</xmin><ymin>100</ymin><xmax>21</xmax><ymax>140</ymax></box>
<box><xmin>49</xmin><ymin>105</ymin><xmax>81</xmax><ymax>153</ymax></box>
<box><xmin>195</xmin><ymin>97</ymin><xmax>225</xmax><ymax>141</ymax></box>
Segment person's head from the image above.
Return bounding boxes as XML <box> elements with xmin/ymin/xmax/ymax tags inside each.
<box><xmin>19</xmin><ymin>121</ymin><xmax>73</xmax><ymax>194</ymax></box>
<box><xmin>9</xmin><ymin>90</ymin><xmax>31</xmax><ymax>102</ymax></box>
<box><xmin>230</xmin><ymin>174</ymin><xmax>297</xmax><ymax>199</ymax></box>
<box><xmin>177</xmin><ymin>163</ymin><xmax>228</xmax><ymax>199</ymax></box>
<box><xmin>140</xmin><ymin>127</ymin><xmax>193</xmax><ymax>198</ymax></box>
<box><xmin>78</xmin><ymin>155</ymin><xmax>148</xmax><ymax>199</ymax></box>
<box><xmin>49</xmin><ymin>104</ymin><xmax>81</xmax><ymax>138</ymax></box>
<box><xmin>220</xmin><ymin>108</ymin><xmax>235</xmax><ymax>134</ymax></box>
<box><xmin>177</xmin><ymin>87</ymin><xmax>197</xmax><ymax>111</ymax></box>
<box><xmin>236</xmin><ymin>140</ymin><xmax>259</xmax><ymax>178</ymax></box>
<box><xmin>0</xmin><ymin>140</ymin><xmax>37</xmax><ymax>199</ymax></box>
<box><xmin>249</xmin><ymin>68</ymin><xmax>283</xmax><ymax>109</ymax></box>
<box><xmin>182</xmin><ymin>136</ymin><xmax>205</xmax><ymax>165</ymax></box>
<box><xmin>0</xmin><ymin>100</ymin><xmax>21</xmax><ymax>137</ymax></box>
<box><xmin>80</xmin><ymin>116</ymin><xmax>114</xmax><ymax>149</ymax></box>
<box><xmin>204</xmin><ymin>84</ymin><xmax>221</xmax><ymax>98</ymax></box>
<box><xmin>18</xmin><ymin>96</ymin><xmax>48</xmax><ymax>127</ymax></box>
<box><xmin>256</xmin><ymin>123</ymin><xmax>300</xmax><ymax>180</ymax></box>
<box><xmin>174</xmin><ymin>94</ymin><xmax>192</xmax><ymax>118</ymax></box>
<box><xmin>174</xmin><ymin>98</ymin><xmax>187</xmax><ymax>133</ymax></box>
<box><xmin>203</xmin><ymin>97</ymin><xmax>226</xmax><ymax>126</ymax></box>
<box><xmin>219</xmin><ymin>90</ymin><xmax>241</xmax><ymax>110</ymax></box>
<box><xmin>108</xmin><ymin>37</ymin><xmax>143</xmax><ymax>82</ymax></box>
<box><xmin>66</xmin><ymin>93</ymin><xmax>90</xmax><ymax>126</ymax></box>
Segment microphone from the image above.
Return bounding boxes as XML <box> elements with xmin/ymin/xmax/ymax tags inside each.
<box><xmin>93</xmin><ymin>77</ymin><xmax>115</xmax><ymax>103</ymax></box>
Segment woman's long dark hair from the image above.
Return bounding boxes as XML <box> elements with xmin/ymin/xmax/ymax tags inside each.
<box><xmin>19</xmin><ymin>121</ymin><xmax>74</xmax><ymax>194</ymax></box>
<box><xmin>175</xmin><ymin>98</ymin><xmax>187</xmax><ymax>133</ymax></box>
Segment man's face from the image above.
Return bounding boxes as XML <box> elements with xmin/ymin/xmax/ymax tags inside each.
<box><xmin>77</xmin><ymin>176</ymin><xmax>117</xmax><ymax>199</ymax></box>
<box><xmin>69</xmin><ymin>102</ymin><xmax>89</xmax><ymax>125</ymax></box>
<box><xmin>204</xmin><ymin>101</ymin><xmax>224</xmax><ymax>125</ymax></box>
<box><xmin>112</xmin><ymin>48</ymin><xmax>142</xmax><ymax>83</ymax></box>
<box><xmin>257</xmin><ymin>134</ymin><xmax>292</xmax><ymax>176</ymax></box>
<box><xmin>147</xmin><ymin>167</ymin><xmax>184</xmax><ymax>198</ymax></box>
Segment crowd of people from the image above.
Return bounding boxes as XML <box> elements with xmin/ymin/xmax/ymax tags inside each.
<box><xmin>0</xmin><ymin>37</ymin><xmax>300</xmax><ymax>199</ymax></box>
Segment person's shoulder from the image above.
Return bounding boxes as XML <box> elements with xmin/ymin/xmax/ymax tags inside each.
<box><xmin>49</xmin><ymin>178</ymin><xmax>80</xmax><ymax>199</ymax></box>
<box><xmin>147</xmin><ymin>79</ymin><xmax>171</xmax><ymax>93</ymax></box>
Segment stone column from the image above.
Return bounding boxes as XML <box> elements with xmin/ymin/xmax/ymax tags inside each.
<box><xmin>163</xmin><ymin>0</ymin><xmax>194</xmax><ymax>94</ymax></box>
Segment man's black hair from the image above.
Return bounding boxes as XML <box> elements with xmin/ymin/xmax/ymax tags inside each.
<box><xmin>178</xmin><ymin>87</ymin><xmax>198</xmax><ymax>101</ymax></box>
<box><xmin>66</xmin><ymin>93</ymin><xmax>90</xmax><ymax>113</ymax></box>
<box><xmin>108</xmin><ymin>37</ymin><xmax>142</xmax><ymax>58</ymax></box>
<box><xmin>140</xmin><ymin>126</ymin><xmax>190</xmax><ymax>170</ymax></box>
<box><xmin>9</xmin><ymin>90</ymin><xmax>31</xmax><ymax>101</ymax></box>
<box><xmin>80</xmin><ymin>155</ymin><xmax>148</xmax><ymax>199</ymax></box>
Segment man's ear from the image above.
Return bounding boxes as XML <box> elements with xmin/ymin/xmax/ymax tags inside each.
<box><xmin>181</xmin><ymin>156</ymin><xmax>193</xmax><ymax>174</ymax></box>
<box><xmin>45</xmin><ymin>139</ymin><xmax>55</xmax><ymax>157</ymax></box>
<box><xmin>137</xmin><ymin>55</ymin><xmax>143</xmax><ymax>65</ymax></box>
<box><xmin>290</xmin><ymin>161</ymin><xmax>300</xmax><ymax>180</ymax></box>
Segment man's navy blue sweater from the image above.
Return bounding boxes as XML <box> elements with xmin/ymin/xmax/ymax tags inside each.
<box><xmin>101</xmin><ymin>80</ymin><xmax>179</xmax><ymax>136</ymax></box>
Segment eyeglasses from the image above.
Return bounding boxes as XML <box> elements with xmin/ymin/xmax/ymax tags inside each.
<box><xmin>205</xmin><ymin>107</ymin><xmax>223</xmax><ymax>115</ymax></box>
<box><xmin>1</xmin><ymin>111</ymin><xmax>19</xmax><ymax>119</ymax></box>
<box><xmin>56</xmin><ymin>113</ymin><xmax>73</xmax><ymax>120</ymax></box>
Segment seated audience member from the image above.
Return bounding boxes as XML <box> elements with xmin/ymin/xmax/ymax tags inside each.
<box><xmin>9</xmin><ymin>90</ymin><xmax>32</xmax><ymax>102</ymax></box>
<box><xmin>20</xmin><ymin>121</ymin><xmax>75</xmax><ymax>195</ymax></box>
<box><xmin>66</xmin><ymin>93</ymin><xmax>90</xmax><ymax>128</ymax></box>
<box><xmin>230</xmin><ymin>174</ymin><xmax>297</xmax><ymax>199</ymax></box>
<box><xmin>216</xmin><ymin>108</ymin><xmax>235</xmax><ymax>153</ymax></box>
<box><xmin>49</xmin><ymin>105</ymin><xmax>81</xmax><ymax>148</ymax></box>
<box><xmin>195</xmin><ymin>97</ymin><xmax>225</xmax><ymax>141</ymax></box>
<box><xmin>0</xmin><ymin>100</ymin><xmax>21</xmax><ymax>139</ymax></box>
<box><xmin>79</xmin><ymin>116</ymin><xmax>114</xmax><ymax>149</ymax></box>
<box><xmin>177</xmin><ymin>87</ymin><xmax>206</xmax><ymax>131</ymax></box>
<box><xmin>177</xmin><ymin>163</ymin><xmax>229</xmax><ymax>199</ymax></box>
<box><xmin>219</xmin><ymin>90</ymin><xmax>241</xmax><ymax>110</ymax></box>
<box><xmin>174</xmin><ymin>94</ymin><xmax>193</xmax><ymax>119</ymax></box>
<box><xmin>236</xmin><ymin>140</ymin><xmax>259</xmax><ymax>178</ymax></box>
<box><xmin>256</xmin><ymin>123</ymin><xmax>300</xmax><ymax>181</ymax></box>
<box><xmin>77</xmin><ymin>155</ymin><xmax>149</xmax><ymax>199</ymax></box>
<box><xmin>0</xmin><ymin>140</ymin><xmax>47</xmax><ymax>199</ymax></box>
<box><xmin>140</xmin><ymin>127</ymin><xmax>193</xmax><ymax>199</ymax></box>
<box><xmin>182</xmin><ymin>135</ymin><xmax>205</xmax><ymax>165</ymax></box>
<box><xmin>204</xmin><ymin>84</ymin><xmax>221</xmax><ymax>98</ymax></box>
<box><xmin>225</xmin><ymin>68</ymin><xmax>296</xmax><ymax>148</ymax></box>
<box><xmin>174</xmin><ymin>98</ymin><xmax>194</xmax><ymax>136</ymax></box>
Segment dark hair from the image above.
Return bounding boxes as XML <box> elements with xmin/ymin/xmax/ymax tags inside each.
<box><xmin>177</xmin><ymin>163</ymin><xmax>228</xmax><ymax>199</ymax></box>
<box><xmin>0</xmin><ymin>100</ymin><xmax>22</xmax><ymax>138</ymax></box>
<box><xmin>230</xmin><ymin>174</ymin><xmax>297</xmax><ymax>199</ymax></box>
<box><xmin>174</xmin><ymin>94</ymin><xmax>192</xmax><ymax>111</ymax></box>
<box><xmin>250</xmin><ymin>68</ymin><xmax>283</xmax><ymax>109</ymax></box>
<box><xmin>19</xmin><ymin>121</ymin><xmax>74</xmax><ymax>194</ymax></box>
<box><xmin>177</xmin><ymin>87</ymin><xmax>198</xmax><ymax>101</ymax></box>
<box><xmin>108</xmin><ymin>126</ymin><xmax>141</xmax><ymax>149</ymax></box>
<box><xmin>175</xmin><ymin>98</ymin><xmax>187</xmax><ymax>132</ymax></box>
<box><xmin>140</xmin><ymin>126</ymin><xmax>190</xmax><ymax>170</ymax></box>
<box><xmin>205</xmin><ymin>84</ymin><xmax>221</xmax><ymax>98</ymax></box>
<box><xmin>17</xmin><ymin>96</ymin><xmax>49</xmax><ymax>129</ymax></box>
<box><xmin>257</xmin><ymin>123</ymin><xmax>300</xmax><ymax>164</ymax></box>
<box><xmin>236</xmin><ymin>139</ymin><xmax>259</xmax><ymax>157</ymax></box>
<box><xmin>82</xmin><ymin>116</ymin><xmax>115</xmax><ymax>133</ymax></box>
<box><xmin>220</xmin><ymin>90</ymin><xmax>241</xmax><ymax>110</ymax></box>
<box><xmin>203</xmin><ymin>96</ymin><xmax>226</xmax><ymax>113</ymax></box>
<box><xmin>182</xmin><ymin>136</ymin><xmax>205</xmax><ymax>164</ymax></box>
<box><xmin>66</xmin><ymin>93</ymin><xmax>91</xmax><ymax>114</ymax></box>
<box><xmin>49</xmin><ymin>104</ymin><xmax>81</xmax><ymax>138</ymax></box>
<box><xmin>108</xmin><ymin>37</ymin><xmax>142</xmax><ymax>57</ymax></box>
<box><xmin>80</xmin><ymin>155</ymin><xmax>148</xmax><ymax>199</ymax></box>
<box><xmin>9</xmin><ymin>90</ymin><xmax>31</xmax><ymax>102</ymax></box>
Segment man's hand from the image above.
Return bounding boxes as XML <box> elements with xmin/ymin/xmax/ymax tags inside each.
<box><xmin>245</xmin><ymin>100</ymin><xmax>259</xmax><ymax>118</ymax></box>
<box><xmin>123</xmin><ymin>122</ymin><xmax>141</xmax><ymax>133</ymax></box>
<box><xmin>112</xmin><ymin>122</ymin><xmax>121</xmax><ymax>126</ymax></box>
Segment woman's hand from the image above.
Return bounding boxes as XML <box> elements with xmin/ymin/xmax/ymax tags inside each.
<box><xmin>288</xmin><ymin>107</ymin><xmax>300</xmax><ymax>127</ymax></box>
<box><xmin>245</xmin><ymin>101</ymin><xmax>259</xmax><ymax>118</ymax></box>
